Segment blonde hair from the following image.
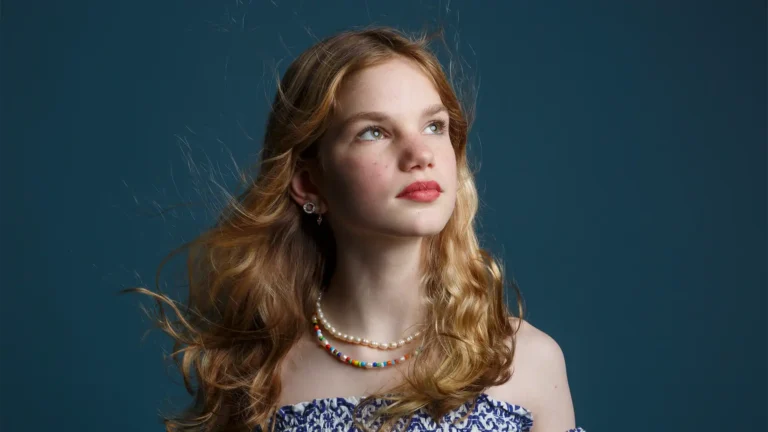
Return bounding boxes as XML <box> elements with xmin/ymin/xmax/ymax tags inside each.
<box><xmin>126</xmin><ymin>26</ymin><xmax>525</xmax><ymax>432</ymax></box>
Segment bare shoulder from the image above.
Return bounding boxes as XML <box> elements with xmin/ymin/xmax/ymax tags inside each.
<box><xmin>485</xmin><ymin>317</ymin><xmax>577</xmax><ymax>431</ymax></box>
<box><xmin>509</xmin><ymin>316</ymin><xmax>565</xmax><ymax>366</ymax></box>
<box><xmin>488</xmin><ymin>317</ymin><xmax>566</xmax><ymax>392</ymax></box>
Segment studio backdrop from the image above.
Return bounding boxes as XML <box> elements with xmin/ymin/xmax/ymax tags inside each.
<box><xmin>0</xmin><ymin>1</ymin><xmax>765</xmax><ymax>431</ymax></box>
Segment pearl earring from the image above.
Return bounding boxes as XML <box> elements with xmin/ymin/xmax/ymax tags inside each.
<box><xmin>302</xmin><ymin>202</ymin><xmax>323</xmax><ymax>225</ymax></box>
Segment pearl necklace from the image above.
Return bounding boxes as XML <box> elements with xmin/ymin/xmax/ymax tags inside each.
<box><xmin>312</xmin><ymin>315</ymin><xmax>423</xmax><ymax>369</ymax></box>
<box><xmin>315</xmin><ymin>293</ymin><xmax>422</xmax><ymax>350</ymax></box>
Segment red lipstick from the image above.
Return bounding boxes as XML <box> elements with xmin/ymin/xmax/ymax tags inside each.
<box><xmin>396</xmin><ymin>180</ymin><xmax>442</xmax><ymax>202</ymax></box>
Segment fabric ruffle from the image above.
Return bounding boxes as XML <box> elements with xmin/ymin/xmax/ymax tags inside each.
<box><xmin>267</xmin><ymin>392</ymin><xmax>585</xmax><ymax>431</ymax></box>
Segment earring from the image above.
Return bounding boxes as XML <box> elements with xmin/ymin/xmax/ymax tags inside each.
<box><xmin>302</xmin><ymin>202</ymin><xmax>323</xmax><ymax>225</ymax></box>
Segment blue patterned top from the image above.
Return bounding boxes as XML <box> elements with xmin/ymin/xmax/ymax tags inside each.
<box><xmin>266</xmin><ymin>392</ymin><xmax>585</xmax><ymax>431</ymax></box>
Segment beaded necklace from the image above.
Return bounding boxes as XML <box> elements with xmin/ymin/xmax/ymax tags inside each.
<box><xmin>315</xmin><ymin>293</ymin><xmax>422</xmax><ymax>349</ymax></box>
<box><xmin>312</xmin><ymin>315</ymin><xmax>423</xmax><ymax>369</ymax></box>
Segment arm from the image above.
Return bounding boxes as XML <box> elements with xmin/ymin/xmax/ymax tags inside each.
<box><xmin>508</xmin><ymin>318</ymin><xmax>578</xmax><ymax>432</ymax></box>
<box><xmin>529</xmin><ymin>332</ymin><xmax>577</xmax><ymax>431</ymax></box>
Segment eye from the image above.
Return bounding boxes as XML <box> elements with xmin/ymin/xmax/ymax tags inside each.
<box><xmin>424</xmin><ymin>119</ymin><xmax>447</xmax><ymax>135</ymax></box>
<box><xmin>357</xmin><ymin>126</ymin><xmax>386</xmax><ymax>141</ymax></box>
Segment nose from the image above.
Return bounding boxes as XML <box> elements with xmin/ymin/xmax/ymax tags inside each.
<box><xmin>398</xmin><ymin>137</ymin><xmax>435</xmax><ymax>172</ymax></box>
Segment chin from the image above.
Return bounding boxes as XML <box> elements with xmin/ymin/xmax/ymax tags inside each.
<box><xmin>388</xmin><ymin>216</ymin><xmax>452</xmax><ymax>238</ymax></box>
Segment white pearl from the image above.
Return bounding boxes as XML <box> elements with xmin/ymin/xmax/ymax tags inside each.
<box><xmin>399</xmin><ymin>356</ymin><xmax>406</xmax><ymax>362</ymax></box>
<box><xmin>406</xmin><ymin>336</ymin><xmax>413</xmax><ymax>342</ymax></box>
<box><xmin>355</xmin><ymin>337</ymin><xmax>362</xmax><ymax>344</ymax></box>
<box><xmin>330</xmin><ymin>327</ymin><xmax>336</xmax><ymax>333</ymax></box>
<box><xmin>391</xmin><ymin>342</ymin><xmax>398</xmax><ymax>350</ymax></box>
<box><xmin>414</xmin><ymin>331</ymin><xmax>422</xmax><ymax>337</ymax></box>
<box><xmin>371</xmin><ymin>342</ymin><xmax>379</xmax><ymax>348</ymax></box>
<box><xmin>380</xmin><ymin>343</ymin><xmax>389</xmax><ymax>349</ymax></box>
<box><xmin>398</xmin><ymin>340</ymin><xmax>406</xmax><ymax>347</ymax></box>
<box><xmin>362</xmin><ymin>339</ymin><xmax>370</xmax><ymax>345</ymax></box>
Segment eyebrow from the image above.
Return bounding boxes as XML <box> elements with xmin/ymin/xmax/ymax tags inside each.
<box><xmin>337</xmin><ymin>104</ymin><xmax>448</xmax><ymax>130</ymax></box>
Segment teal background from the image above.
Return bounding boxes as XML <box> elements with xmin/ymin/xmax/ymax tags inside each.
<box><xmin>1</xmin><ymin>1</ymin><xmax>765</xmax><ymax>431</ymax></box>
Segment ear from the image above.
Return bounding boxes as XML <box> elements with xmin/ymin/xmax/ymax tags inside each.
<box><xmin>290</xmin><ymin>162</ymin><xmax>327</xmax><ymax>214</ymax></box>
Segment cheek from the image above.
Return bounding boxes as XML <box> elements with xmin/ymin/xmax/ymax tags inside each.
<box><xmin>439</xmin><ymin>147</ymin><xmax>458</xmax><ymax>182</ymax></box>
<box><xmin>327</xmin><ymin>155</ymin><xmax>393</xmax><ymax>206</ymax></box>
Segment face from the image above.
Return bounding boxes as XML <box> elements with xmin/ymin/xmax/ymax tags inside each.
<box><xmin>306</xmin><ymin>57</ymin><xmax>458</xmax><ymax>239</ymax></box>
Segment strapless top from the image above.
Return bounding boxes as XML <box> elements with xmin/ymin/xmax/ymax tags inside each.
<box><xmin>266</xmin><ymin>392</ymin><xmax>586</xmax><ymax>431</ymax></box>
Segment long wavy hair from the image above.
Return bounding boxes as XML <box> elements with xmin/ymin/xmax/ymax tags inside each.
<box><xmin>126</xmin><ymin>26</ymin><xmax>525</xmax><ymax>432</ymax></box>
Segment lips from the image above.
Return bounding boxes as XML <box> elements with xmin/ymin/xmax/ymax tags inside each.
<box><xmin>396</xmin><ymin>180</ymin><xmax>442</xmax><ymax>198</ymax></box>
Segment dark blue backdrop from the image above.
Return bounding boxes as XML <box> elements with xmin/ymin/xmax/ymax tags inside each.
<box><xmin>1</xmin><ymin>1</ymin><xmax>765</xmax><ymax>431</ymax></box>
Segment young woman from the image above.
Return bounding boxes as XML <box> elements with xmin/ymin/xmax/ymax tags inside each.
<box><xmin>132</xmin><ymin>26</ymin><xmax>586</xmax><ymax>432</ymax></box>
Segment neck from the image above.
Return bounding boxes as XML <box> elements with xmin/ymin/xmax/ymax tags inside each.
<box><xmin>318</xmin><ymin>233</ymin><xmax>428</xmax><ymax>344</ymax></box>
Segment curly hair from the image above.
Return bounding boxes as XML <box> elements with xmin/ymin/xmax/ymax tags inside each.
<box><xmin>125</xmin><ymin>26</ymin><xmax>525</xmax><ymax>432</ymax></box>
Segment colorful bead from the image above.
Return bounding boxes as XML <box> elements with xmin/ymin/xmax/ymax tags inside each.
<box><xmin>311</xmin><ymin>314</ymin><xmax>423</xmax><ymax>370</ymax></box>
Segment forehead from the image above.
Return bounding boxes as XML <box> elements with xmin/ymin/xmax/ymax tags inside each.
<box><xmin>332</xmin><ymin>57</ymin><xmax>443</xmax><ymax>116</ymax></box>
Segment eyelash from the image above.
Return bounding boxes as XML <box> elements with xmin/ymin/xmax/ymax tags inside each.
<box><xmin>357</xmin><ymin>119</ymin><xmax>448</xmax><ymax>140</ymax></box>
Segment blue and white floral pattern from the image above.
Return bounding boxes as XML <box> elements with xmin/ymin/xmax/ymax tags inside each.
<box><xmin>267</xmin><ymin>393</ymin><xmax>586</xmax><ymax>431</ymax></box>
